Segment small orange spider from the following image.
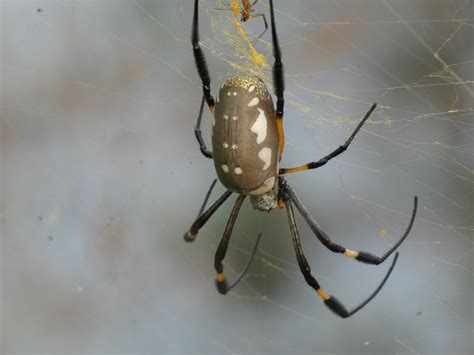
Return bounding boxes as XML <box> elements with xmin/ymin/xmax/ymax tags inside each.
<box><xmin>217</xmin><ymin>0</ymin><xmax>268</xmax><ymax>42</ymax></box>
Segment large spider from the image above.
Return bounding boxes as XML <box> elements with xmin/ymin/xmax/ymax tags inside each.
<box><xmin>185</xmin><ymin>0</ymin><xmax>417</xmax><ymax>318</ymax></box>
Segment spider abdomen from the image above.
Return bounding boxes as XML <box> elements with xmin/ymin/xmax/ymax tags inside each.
<box><xmin>212</xmin><ymin>76</ymin><xmax>279</xmax><ymax>195</ymax></box>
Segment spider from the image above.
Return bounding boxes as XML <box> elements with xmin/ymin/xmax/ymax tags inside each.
<box><xmin>216</xmin><ymin>0</ymin><xmax>268</xmax><ymax>42</ymax></box>
<box><xmin>186</xmin><ymin>0</ymin><xmax>418</xmax><ymax>318</ymax></box>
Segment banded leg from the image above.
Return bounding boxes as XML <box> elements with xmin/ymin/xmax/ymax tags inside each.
<box><xmin>269</xmin><ymin>0</ymin><xmax>285</xmax><ymax>161</ymax></box>
<box><xmin>194</xmin><ymin>94</ymin><xmax>213</xmax><ymax>159</ymax></box>
<box><xmin>280</xmin><ymin>103</ymin><xmax>377</xmax><ymax>174</ymax></box>
<box><xmin>219</xmin><ymin>232</ymin><xmax>263</xmax><ymax>294</ymax></box>
<box><xmin>284</xmin><ymin>197</ymin><xmax>399</xmax><ymax>318</ymax></box>
<box><xmin>192</xmin><ymin>0</ymin><xmax>215</xmax><ymax>112</ymax></box>
<box><xmin>283</xmin><ymin>182</ymin><xmax>418</xmax><ymax>265</ymax></box>
<box><xmin>184</xmin><ymin>189</ymin><xmax>233</xmax><ymax>242</ymax></box>
<box><xmin>214</xmin><ymin>194</ymin><xmax>246</xmax><ymax>294</ymax></box>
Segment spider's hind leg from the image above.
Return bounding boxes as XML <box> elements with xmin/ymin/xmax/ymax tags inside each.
<box><xmin>282</xmin><ymin>180</ymin><xmax>417</xmax><ymax>265</ymax></box>
<box><xmin>184</xmin><ymin>187</ymin><xmax>232</xmax><ymax>242</ymax></box>
<box><xmin>283</xmin><ymin>194</ymin><xmax>400</xmax><ymax>318</ymax></box>
<box><xmin>214</xmin><ymin>194</ymin><xmax>263</xmax><ymax>294</ymax></box>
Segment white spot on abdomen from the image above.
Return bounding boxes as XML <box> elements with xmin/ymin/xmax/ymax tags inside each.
<box><xmin>221</xmin><ymin>164</ymin><xmax>229</xmax><ymax>173</ymax></box>
<box><xmin>250</xmin><ymin>108</ymin><xmax>267</xmax><ymax>144</ymax></box>
<box><xmin>248</xmin><ymin>85</ymin><xmax>255</xmax><ymax>93</ymax></box>
<box><xmin>234</xmin><ymin>167</ymin><xmax>243</xmax><ymax>175</ymax></box>
<box><xmin>247</xmin><ymin>97</ymin><xmax>259</xmax><ymax>107</ymax></box>
<box><xmin>258</xmin><ymin>148</ymin><xmax>272</xmax><ymax>170</ymax></box>
<box><xmin>264</xmin><ymin>176</ymin><xmax>276</xmax><ymax>189</ymax></box>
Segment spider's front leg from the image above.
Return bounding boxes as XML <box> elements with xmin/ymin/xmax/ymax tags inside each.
<box><xmin>194</xmin><ymin>94</ymin><xmax>213</xmax><ymax>159</ymax></box>
<box><xmin>192</xmin><ymin>0</ymin><xmax>215</xmax><ymax>111</ymax></box>
<box><xmin>192</xmin><ymin>0</ymin><xmax>216</xmax><ymax>158</ymax></box>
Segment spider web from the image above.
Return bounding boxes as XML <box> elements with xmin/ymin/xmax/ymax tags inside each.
<box><xmin>1</xmin><ymin>0</ymin><xmax>472</xmax><ymax>354</ymax></box>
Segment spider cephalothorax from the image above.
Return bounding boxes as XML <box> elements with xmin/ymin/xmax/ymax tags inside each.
<box><xmin>249</xmin><ymin>185</ymin><xmax>278</xmax><ymax>211</ymax></box>
<box><xmin>185</xmin><ymin>0</ymin><xmax>417</xmax><ymax>318</ymax></box>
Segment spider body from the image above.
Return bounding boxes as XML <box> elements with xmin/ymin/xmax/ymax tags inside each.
<box><xmin>213</xmin><ymin>76</ymin><xmax>279</xmax><ymax>199</ymax></box>
<box><xmin>187</xmin><ymin>0</ymin><xmax>418</xmax><ymax>318</ymax></box>
<box><xmin>217</xmin><ymin>0</ymin><xmax>268</xmax><ymax>43</ymax></box>
<box><xmin>239</xmin><ymin>0</ymin><xmax>253</xmax><ymax>22</ymax></box>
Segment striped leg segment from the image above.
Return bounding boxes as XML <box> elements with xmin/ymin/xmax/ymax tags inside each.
<box><xmin>283</xmin><ymin>181</ymin><xmax>418</xmax><ymax>265</ymax></box>
<box><xmin>214</xmin><ymin>194</ymin><xmax>246</xmax><ymax>294</ymax></box>
<box><xmin>184</xmin><ymin>189</ymin><xmax>233</xmax><ymax>242</ymax></box>
<box><xmin>280</xmin><ymin>103</ymin><xmax>377</xmax><ymax>174</ymax></box>
<box><xmin>218</xmin><ymin>232</ymin><xmax>263</xmax><ymax>294</ymax></box>
<box><xmin>192</xmin><ymin>0</ymin><xmax>215</xmax><ymax>112</ymax></box>
<box><xmin>284</xmin><ymin>197</ymin><xmax>400</xmax><ymax>318</ymax></box>
<box><xmin>194</xmin><ymin>94</ymin><xmax>213</xmax><ymax>159</ymax></box>
<box><xmin>185</xmin><ymin>187</ymin><xmax>262</xmax><ymax>293</ymax></box>
<box><xmin>213</xmin><ymin>195</ymin><xmax>264</xmax><ymax>294</ymax></box>
<box><xmin>215</xmin><ymin>195</ymin><xmax>263</xmax><ymax>294</ymax></box>
<box><xmin>269</xmin><ymin>0</ymin><xmax>286</xmax><ymax>162</ymax></box>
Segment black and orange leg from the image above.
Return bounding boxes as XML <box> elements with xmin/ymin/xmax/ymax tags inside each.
<box><xmin>192</xmin><ymin>0</ymin><xmax>215</xmax><ymax>112</ymax></box>
<box><xmin>284</xmin><ymin>196</ymin><xmax>400</xmax><ymax>318</ymax></box>
<box><xmin>269</xmin><ymin>0</ymin><xmax>285</xmax><ymax>162</ymax></box>
<box><xmin>214</xmin><ymin>194</ymin><xmax>249</xmax><ymax>294</ymax></box>
<box><xmin>280</xmin><ymin>103</ymin><xmax>377</xmax><ymax>174</ymax></box>
<box><xmin>283</xmin><ymin>181</ymin><xmax>418</xmax><ymax>265</ymax></box>
<box><xmin>194</xmin><ymin>94</ymin><xmax>213</xmax><ymax>159</ymax></box>
<box><xmin>184</xmin><ymin>189</ymin><xmax>233</xmax><ymax>242</ymax></box>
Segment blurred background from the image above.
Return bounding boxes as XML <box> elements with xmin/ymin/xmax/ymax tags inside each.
<box><xmin>1</xmin><ymin>0</ymin><xmax>472</xmax><ymax>354</ymax></box>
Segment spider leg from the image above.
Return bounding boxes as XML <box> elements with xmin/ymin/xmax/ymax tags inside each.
<box><xmin>194</xmin><ymin>94</ymin><xmax>213</xmax><ymax>159</ymax></box>
<box><xmin>192</xmin><ymin>0</ymin><xmax>215</xmax><ymax>112</ymax></box>
<box><xmin>282</xmin><ymin>180</ymin><xmax>417</xmax><ymax>265</ymax></box>
<box><xmin>196</xmin><ymin>179</ymin><xmax>218</xmax><ymax>218</ymax></box>
<box><xmin>214</xmin><ymin>194</ymin><xmax>256</xmax><ymax>294</ymax></box>
<box><xmin>184</xmin><ymin>189</ymin><xmax>233</xmax><ymax>242</ymax></box>
<box><xmin>269</xmin><ymin>0</ymin><xmax>285</xmax><ymax>162</ymax></box>
<box><xmin>219</xmin><ymin>232</ymin><xmax>263</xmax><ymax>294</ymax></box>
<box><xmin>284</xmin><ymin>196</ymin><xmax>400</xmax><ymax>318</ymax></box>
<box><xmin>280</xmin><ymin>103</ymin><xmax>377</xmax><ymax>174</ymax></box>
<box><xmin>249</xmin><ymin>13</ymin><xmax>268</xmax><ymax>43</ymax></box>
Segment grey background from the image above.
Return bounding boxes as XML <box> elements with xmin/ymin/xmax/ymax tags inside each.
<box><xmin>1</xmin><ymin>0</ymin><xmax>472</xmax><ymax>354</ymax></box>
